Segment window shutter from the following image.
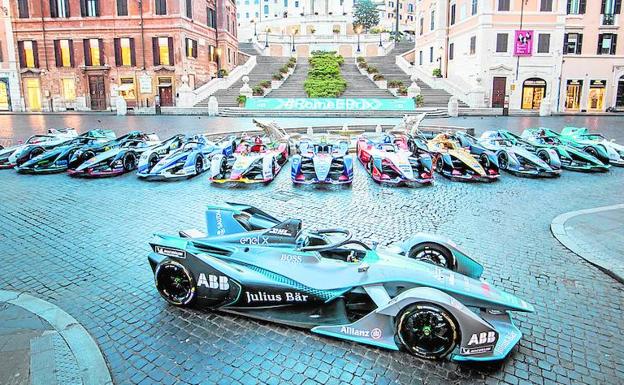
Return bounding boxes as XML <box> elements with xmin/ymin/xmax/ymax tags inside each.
<box><xmin>96</xmin><ymin>0</ymin><xmax>100</xmax><ymax>16</ymax></box>
<box><xmin>579</xmin><ymin>0</ymin><xmax>586</xmax><ymax>13</ymax></box>
<box><xmin>83</xmin><ymin>39</ymin><xmax>92</xmax><ymax>66</ymax></box>
<box><xmin>18</xmin><ymin>41</ymin><xmax>25</xmax><ymax>67</ymax></box>
<box><xmin>563</xmin><ymin>33</ymin><xmax>568</xmax><ymax>53</ymax></box>
<box><xmin>80</xmin><ymin>0</ymin><xmax>86</xmax><ymax>16</ymax></box>
<box><xmin>576</xmin><ymin>34</ymin><xmax>583</xmax><ymax>54</ymax></box>
<box><xmin>615</xmin><ymin>0</ymin><xmax>622</xmax><ymax>14</ymax></box>
<box><xmin>601</xmin><ymin>0</ymin><xmax>606</xmax><ymax>14</ymax></box>
<box><xmin>611</xmin><ymin>34</ymin><xmax>617</xmax><ymax>54</ymax></box>
<box><xmin>130</xmin><ymin>38</ymin><xmax>136</xmax><ymax>66</ymax></box>
<box><xmin>98</xmin><ymin>39</ymin><xmax>104</xmax><ymax>65</ymax></box>
<box><xmin>69</xmin><ymin>39</ymin><xmax>75</xmax><ymax>67</ymax></box>
<box><xmin>54</xmin><ymin>40</ymin><xmax>61</xmax><ymax>67</ymax></box>
<box><xmin>152</xmin><ymin>37</ymin><xmax>159</xmax><ymax>65</ymax></box>
<box><xmin>168</xmin><ymin>37</ymin><xmax>174</xmax><ymax>65</ymax></box>
<box><xmin>597</xmin><ymin>34</ymin><xmax>603</xmax><ymax>54</ymax></box>
<box><xmin>566</xmin><ymin>0</ymin><xmax>571</xmax><ymax>13</ymax></box>
<box><xmin>0</xmin><ymin>42</ymin><xmax>3</xmax><ymax>62</ymax></box>
<box><xmin>65</xmin><ymin>0</ymin><xmax>71</xmax><ymax>16</ymax></box>
<box><xmin>114</xmin><ymin>38</ymin><xmax>121</xmax><ymax>66</ymax></box>
<box><xmin>32</xmin><ymin>41</ymin><xmax>39</xmax><ymax>67</ymax></box>
<box><xmin>50</xmin><ymin>0</ymin><xmax>58</xmax><ymax>17</ymax></box>
<box><xmin>193</xmin><ymin>40</ymin><xmax>198</xmax><ymax>58</ymax></box>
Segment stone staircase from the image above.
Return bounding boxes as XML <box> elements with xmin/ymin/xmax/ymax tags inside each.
<box><xmin>197</xmin><ymin>43</ymin><xmax>289</xmax><ymax>107</ymax></box>
<box><xmin>268</xmin><ymin>62</ymin><xmax>308</xmax><ymax>98</ymax></box>
<box><xmin>365</xmin><ymin>41</ymin><xmax>465</xmax><ymax>108</ymax></box>
<box><xmin>341</xmin><ymin>58</ymin><xmax>394</xmax><ymax>98</ymax></box>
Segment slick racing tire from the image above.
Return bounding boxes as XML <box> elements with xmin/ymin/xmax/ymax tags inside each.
<box><xmin>536</xmin><ymin>149</ymin><xmax>551</xmax><ymax>164</ymax></box>
<box><xmin>195</xmin><ymin>156</ymin><xmax>204</xmax><ymax>175</ymax></box>
<box><xmin>154</xmin><ymin>260</ymin><xmax>196</xmax><ymax>306</ymax></box>
<box><xmin>29</xmin><ymin>147</ymin><xmax>45</xmax><ymax>160</ymax></box>
<box><xmin>147</xmin><ymin>153</ymin><xmax>159</xmax><ymax>171</ymax></box>
<box><xmin>583</xmin><ymin>146</ymin><xmax>599</xmax><ymax>159</ymax></box>
<box><xmin>497</xmin><ymin>152</ymin><xmax>509</xmax><ymax>170</ymax></box>
<box><xmin>435</xmin><ymin>156</ymin><xmax>444</xmax><ymax>172</ymax></box>
<box><xmin>123</xmin><ymin>153</ymin><xmax>137</xmax><ymax>172</ymax></box>
<box><xmin>479</xmin><ymin>153</ymin><xmax>491</xmax><ymax>169</ymax></box>
<box><xmin>408</xmin><ymin>242</ymin><xmax>455</xmax><ymax>270</ymax></box>
<box><xmin>396</xmin><ymin>303</ymin><xmax>459</xmax><ymax>360</ymax></box>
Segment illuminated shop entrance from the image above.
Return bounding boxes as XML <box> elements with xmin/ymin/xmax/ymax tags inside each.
<box><xmin>587</xmin><ymin>80</ymin><xmax>606</xmax><ymax>111</ymax></box>
<box><xmin>565</xmin><ymin>80</ymin><xmax>582</xmax><ymax>111</ymax></box>
<box><xmin>616</xmin><ymin>76</ymin><xmax>624</xmax><ymax>108</ymax></box>
<box><xmin>0</xmin><ymin>79</ymin><xmax>10</xmax><ymax>111</ymax></box>
<box><xmin>521</xmin><ymin>78</ymin><xmax>546</xmax><ymax>110</ymax></box>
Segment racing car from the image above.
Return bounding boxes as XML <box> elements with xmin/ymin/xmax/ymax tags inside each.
<box><xmin>148</xmin><ymin>203</ymin><xmax>534</xmax><ymax>363</ymax></box>
<box><xmin>137</xmin><ymin>135</ymin><xmax>236</xmax><ymax>181</ymax></box>
<box><xmin>66</xmin><ymin>130</ymin><xmax>153</xmax><ymax>171</ymax></box>
<box><xmin>209</xmin><ymin>135</ymin><xmax>289</xmax><ymax>184</ymax></box>
<box><xmin>559</xmin><ymin>127</ymin><xmax>624</xmax><ymax>167</ymax></box>
<box><xmin>356</xmin><ymin>132</ymin><xmax>434</xmax><ymax>186</ymax></box>
<box><xmin>521</xmin><ymin>128</ymin><xmax>610</xmax><ymax>172</ymax></box>
<box><xmin>461</xmin><ymin>131</ymin><xmax>561</xmax><ymax>178</ymax></box>
<box><xmin>426</xmin><ymin>133</ymin><xmax>500</xmax><ymax>182</ymax></box>
<box><xmin>0</xmin><ymin>128</ymin><xmax>78</xmax><ymax>169</ymax></box>
<box><xmin>14</xmin><ymin>129</ymin><xmax>117</xmax><ymax>174</ymax></box>
<box><xmin>291</xmin><ymin>136</ymin><xmax>353</xmax><ymax>184</ymax></box>
<box><xmin>67</xmin><ymin>133</ymin><xmax>162</xmax><ymax>177</ymax></box>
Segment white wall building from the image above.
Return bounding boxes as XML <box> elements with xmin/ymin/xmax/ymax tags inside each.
<box><xmin>0</xmin><ymin>0</ymin><xmax>23</xmax><ymax>111</ymax></box>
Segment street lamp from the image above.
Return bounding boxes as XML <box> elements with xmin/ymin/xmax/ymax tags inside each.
<box><xmin>265</xmin><ymin>28</ymin><xmax>270</xmax><ymax>48</ymax></box>
<box><xmin>355</xmin><ymin>25</ymin><xmax>362</xmax><ymax>53</ymax></box>
<box><xmin>252</xmin><ymin>19</ymin><xmax>257</xmax><ymax>36</ymax></box>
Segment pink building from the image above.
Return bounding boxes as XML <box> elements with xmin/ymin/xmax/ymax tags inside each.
<box><xmin>559</xmin><ymin>0</ymin><xmax>624</xmax><ymax>112</ymax></box>
<box><xmin>0</xmin><ymin>0</ymin><xmax>22</xmax><ymax>111</ymax></box>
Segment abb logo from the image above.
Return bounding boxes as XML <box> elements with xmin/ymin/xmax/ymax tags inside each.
<box><xmin>468</xmin><ymin>331</ymin><xmax>496</xmax><ymax>346</ymax></box>
<box><xmin>197</xmin><ymin>273</ymin><xmax>230</xmax><ymax>291</ymax></box>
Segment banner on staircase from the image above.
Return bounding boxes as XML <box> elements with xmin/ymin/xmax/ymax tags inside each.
<box><xmin>245</xmin><ymin>98</ymin><xmax>415</xmax><ymax>111</ymax></box>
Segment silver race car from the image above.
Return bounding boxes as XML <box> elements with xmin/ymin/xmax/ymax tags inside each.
<box><xmin>291</xmin><ymin>136</ymin><xmax>353</xmax><ymax>184</ymax></box>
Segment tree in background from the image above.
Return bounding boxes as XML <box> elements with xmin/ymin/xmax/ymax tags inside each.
<box><xmin>353</xmin><ymin>0</ymin><xmax>380</xmax><ymax>33</ymax></box>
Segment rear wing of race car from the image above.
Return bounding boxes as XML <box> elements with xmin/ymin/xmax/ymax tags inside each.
<box><xmin>205</xmin><ymin>203</ymin><xmax>283</xmax><ymax>237</ymax></box>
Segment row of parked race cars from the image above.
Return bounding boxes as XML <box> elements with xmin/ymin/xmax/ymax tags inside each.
<box><xmin>0</xmin><ymin>118</ymin><xmax>622</xmax><ymax>185</ymax></box>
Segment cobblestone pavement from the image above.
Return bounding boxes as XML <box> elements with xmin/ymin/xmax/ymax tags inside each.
<box><xmin>0</xmin><ymin>117</ymin><xmax>623</xmax><ymax>385</ymax></box>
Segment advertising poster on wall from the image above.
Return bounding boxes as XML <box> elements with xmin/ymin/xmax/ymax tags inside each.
<box><xmin>514</xmin><ymin>30</ymin><xmax>534</xmax><ymax>56</ymax></box>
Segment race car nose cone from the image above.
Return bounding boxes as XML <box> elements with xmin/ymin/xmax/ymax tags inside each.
<box><xmin>312</xmin><ymin>156</ymin><xmax>331</xmax><ymax>181</ymax></box>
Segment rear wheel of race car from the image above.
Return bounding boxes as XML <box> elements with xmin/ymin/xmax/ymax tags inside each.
<box><xmin>29</xmin><ymin>147</ymin><xmax>45</xmax><ymax>160</ymax></box>
<box><xmin>435</xmin><ymin>156</ymin><xmax>444</xmax><ymax>172</ymax></box>
<box><xmin>584</xmin><ymin>146</ymin><xmax>599</xmax><ymax>158</ymax></box>
<box><xmin>497</xmin><ymin>152</ymin><xmax>509</xmax><ymax>170</ymax></box>
<box><xmin>195</xmin><ymin>156</ymin><xmax>204</xmax><ymax>175</ymax></box>
<box><xmin>148</xmin><ymin>153</ymin><xmax>159</xmax><ymax>171</ymax></box>
<box><xmin>396</xmin><ymin>303</ymin><xmax>459</xmax><ymax>360</ymax></box>
<box><xmin>408</xmin><ymin>242</ymin><xmax>454</xmax><ymax>270</ymax></box>
<box><xmin>154</xmin><ymin>260</ymin><xmax>196</xmax><ymax>306</ymax></box>
<box><xmin>123</xmin><ymin>153</ymin><xmax>137</xmax><ymax>171</ymax></box>
<box><xmin>479</xmin><ymin>153</ymin><xmax>491</xmax><ymax>169</ymax></box>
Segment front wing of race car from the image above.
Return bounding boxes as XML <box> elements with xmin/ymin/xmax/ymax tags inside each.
<box><xmin>556</xmin><ymin>146</ymin><xmax>610</xmax><ymax>172</ymax></box>
<box><xmin>211</xmin><ymin>154</ymin><xmax>283</xmax><ymax>184</ymax></box>
<box><xmin>502</xmin><ymin>150</ymin><xmax>561</xmax><ymax>178</ymax></box>
<box><xmin>291</xmin><ymin>155</ymin><xmax>353</xmax><ymax>184</ymax></box>
<box><xmin>368</xmin><ymin>156</ymin><xmax>434</xmax><ymax>186</ymax></box>
<box><xmin>436</xmin><ymin>153</ymin><xmax>499</xmax><ymax>182</ymax></box>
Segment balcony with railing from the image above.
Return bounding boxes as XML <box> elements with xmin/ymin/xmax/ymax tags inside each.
<box><xmin>601</xmin><ymin>13</ymin><xmax>618</xmax><ymax>28</ymax></box>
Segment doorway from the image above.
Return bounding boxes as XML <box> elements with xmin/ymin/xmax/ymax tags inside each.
<box><xmin>616</xmin><ymin>76</ymin><xmax>624</xmax><ymax>108</ymax></box>
<box><xmin>88</xmin><ymin>75</ymin><xmax>106</xmax><ymax>110</ymax></box>
<box><xmin>25</xmin><ymin>78</ymin><xmax>42</xmax><ymax>111</ymax></box>
<box><xmin>565</xmin><ymin>80</ymin><xmax>582</xmax><ymax>111</ymax></box>
<box><xmin>0</xmin><ymin>79</ymin><xmax>10</xmax><ymax>111</ymax></box>
<box><xmin>521</xmin><ymin>78</ymin><xmax>546</xmax><ymax>110</ymax></box>
<box><xmin>158</xmin><ymin>77</ymin><xmax>174</xmax><ymax>107</ymax></box>
<box><xmin>491</xmin><ymin>77</ymin><xmax>507</xmax><ymax>108</ymax></box>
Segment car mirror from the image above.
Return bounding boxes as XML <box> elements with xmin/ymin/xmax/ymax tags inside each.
<box><xmin>358</xmin><ymin>263</ymin><xmax>370</xmax><ymax>273</ymax></box>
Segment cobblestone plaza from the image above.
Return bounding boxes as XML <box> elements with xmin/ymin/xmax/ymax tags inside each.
<box><xmin>0</xmin><ymin>115</ymin><xmax>623</xmax><ymax>385</ymax></box>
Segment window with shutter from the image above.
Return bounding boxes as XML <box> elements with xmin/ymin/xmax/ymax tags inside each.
<box><xmin>50</xmin><ymin>0</ymin><xmax>70</xmax><ymax>17</ymax></box>
<box><xmin>155</xmin><ymin>0</ymin><xmax>167</xmax><ymax>15</ymax></box>
<box><xmin>470</xmin><ymin>36</ymin><xmax>476</xmax><ymax>55</ymax></box>
<box><xmin>496</xmin><ymin>33</ymin><xmax>508</xmax><ymax>52</ymax></box>
<box><xmin>116</xmin><ymin>38</ymin><xmax>133</xmax><ymax>66</ymax></box>
<box><xmin>449</xmin><ymin>43</ymin><xmax>454</xmax><ymax>60</ymax></box>
<box><xmin>537</xmin><ymin>34</ymin><xmax>550</xmax><ymax>53</ymax></box>
<box><xmin>430</xmin><ymin>10</ymin><xmax>435</xmax><ymax>30</ymax></box>
<box><xmin>117</xmin><ymin>0</ymin><xmax>128</xmax><ymax>16</ymax></box>
<box><xmin>186</xmin><ymin>0</ymin><xmax>192</xmax><ymax>18</ymax></box>
<box><xmin>450</xmin><ymin>4</ymin><xmax>456</xmax><ymax>25</ymax></box>
<box><xmin>540</xmin><ymin>0</ymin><xmax>553</xmax><ymax>11</ymax></box>
<box><xmin>23</xmin><ymin>41</ymin><xmax>37</xmax><ymax>68</ymax></box>
<box><xmin>598</xmin><ymin>34</ymin><xmax>616</xmax><ymax>54</ymax></box>
<box><xmin>419</xmin><ymin>50</ymin><xmax>423</xmax><ymax>65</ymax></box>
<box><xmin>18</xmin><ymin>0</ymin><xmax>29</xmax><ymax>18</ymax></box>
<box><xmin>472</xmin><ymin>0</ymin><xmax>478</xmax><ymax>15</ymax></box>
<box><xmin>55</xmin><ymin>39</ymin><xmax>72</xmax><ymax>67</ymax></box>
<box><xmin>81</xmin><ymin>0</ymin><xmax>99</xmax><ymax>16</ymax></box>
<box><xmin>498</xmin><ymin>0</ymin><xmax>510</xmax><ymax>11</ymax></box>
<box><xmin>429</xmin><ymin>46</ymin><xmax>433</xmax><ymax>62</ymax></box>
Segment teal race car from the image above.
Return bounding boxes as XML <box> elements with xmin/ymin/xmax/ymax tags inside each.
<box><xmin>559</xmin><ymin>127</ymin><xmax>624</xmax><ymax>167</ymax></box>
<box><xmin>148</xmin><ymin>203</ymin><xmax>534</xmax><ymax>363</ymax></box>
<box><xmin>520</xmin><ymin>128</ymin><xmax>610</xmax><ymax>172</ymax></box>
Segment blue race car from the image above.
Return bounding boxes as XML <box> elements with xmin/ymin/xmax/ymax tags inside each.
<box><xmin>291</xmin><ymin>136</ymin><xmax>353</xmax><ymax>184</ymax></box>
<box><xmin>137</xmin><ymin>135</ymin><xmax>236</xmax><ymax>180</ymax></box>
<box><xmin>148</xmin><ymin>203</ymin><xmax>534</xmax><ymax>363</ymax></box>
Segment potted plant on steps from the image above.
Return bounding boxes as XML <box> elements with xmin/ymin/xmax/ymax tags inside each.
<box><xmin>237</xmin><ymin>95</ymin><xmax>247</xmax><ymax>107</ymax></box>
<box><xmin>272</xmin><ymin>73</ymin><xmax>284</xmax><ymax>89</ymax></box>
<box><xmin>218</xmin><ymin>69</ymin><xmax>229</xmax><ymax>78</ymax></box>
<box><xmin>373</xmin><ymin>74</ymin><xmax>387</xmax><ymax>89</ymax></box>
<box><xmin>414</xmin><ymin>94</ymin><xmax>425</xmax><ymax>107</ymax></box>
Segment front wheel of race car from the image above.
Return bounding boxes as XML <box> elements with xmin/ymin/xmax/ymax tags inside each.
<box><xmin>123</xmin><ymin>153</ymin><xmax>137</xmax><ymax>172</ymax></box>
<box><xmin>497</xmin><ymin>152</ymin><xmax>509</xmax><ymax>170</ymax></box>
<box><xmin>584</xmin><ymin>146</ymin><xmax>600</xmax><ymax>159</ymax></box>
<box><xmin>396</xmin><ymin>303</ymin><xmax>459</xmax><ymax>360</ymax></box>
<box><xmin>408</xmin><ymin>242</ymin><xmax>454</xmax><ymax>270</ymax></box>
<box><xmin>154</xmin><ymin>260</ymin><xmax>196</xmax><ymax>306</ymax></box>
<box><xmin>435</xmin><ymin>156</ymin><xmax>444</xmax><ymax>172</ymax></box>
<box><xmin>536</xmin><ymin>149</ymin><xmax>551</xmax><ymax>164</ymax></box>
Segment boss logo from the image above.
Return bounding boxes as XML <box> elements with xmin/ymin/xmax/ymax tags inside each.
<box><xmin>468</xmin><ymin>331</ymin><xmax>497</xmax><ymax>346</ymax></box>
<box><xmin>280</xmin><ymin>254</ymin><xmax>302</xmax><ymax>263</ymax></box>
<box><xmin>197</xmin><ymin>273</ymin><xmax>230</xmax><ymax>290</ymax></box>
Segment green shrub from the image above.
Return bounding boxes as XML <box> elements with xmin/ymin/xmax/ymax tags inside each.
<box><xmin>289</xmin><ymin>56</ymin><xmax>297</xmax><ymax>63</ymax></box>
<box><xmin>414</xmin><ymin>94</ymin><xmax>424</xmax><ymax>107</ymax></box>
<box><xmin>356</xmin><ymin>56</ymin><xmax>365</xmax><ymax>63</ymax></box>
<box><xmin>373</xmin><ymin>74</ymin><xmax>385</xmax><ymax>81</ymax></box>
<box><xmin>252</xmin><ymin>86</ymin><xmax>264</xmax><ymax>96</ymax></box>
<box><xmin>218</xmin><ymin>68</ymin><xmax>229</xmax><ymax>77</ymax></box>
<box><xmin>366</xmin><ymin>66</ymin><xmax>379</xmax><ymax>74</ymax></box>
<box><xmin>432</xmin><ymin>68</ymin><xmax>442</xmax><ymax>77</ymax></box>
<box><xmin>358</xmin><ymin>61</ymin><xmax>368</xmax><ymax>69</ymax></box>
<box><xmin>237</xmin><ymin>95</ymin><xmax>247</xmax><ymax>106</ymax></box>
<box><xmin>398</xmin><ymin>86</ymin><xmax>408</xmax><ymax>96</ymax></box>
<box><xmin>388</xmin><ymin>80</ymin><xmax>404</xmax><ymax>88</ymax></box>
<box><xmin>280</xmin><ymin>66</ymin><xmax>289</xmax><ymax>74</ymax></box>
<box><xmin>272</xmin><ymin>73</ymin><xmax>284</xmax><ymax>81</ymax></box>
<box><xmin>304</xmin><ymin>51</ymin><xmax>347</xmax><ymax>98</ymax></box>
<box><xmin>287</xmin><ymin>61</ymin><xmax>295</xmax><ymax>68</ymax></box>
<box><xmin>304</xmin><ymin>78</ymin><xmax>347</xmax><ymax>97</ymax></box>
<box><xmin>259</xmin><ymin>80</ymin><xmax>271</xmax><ymax>89</ymax></box>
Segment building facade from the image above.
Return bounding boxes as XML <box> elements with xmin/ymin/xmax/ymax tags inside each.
<box><xmin>413</xmin><ymin>0</ymin><xmax>567</xmax><ymax>110</ymax></box>
<box><xmin>378</xmin><ymin>0</ymin><xmax>416</xmax><ymax>34</ymax></box>
<box><xmin>10</xmin><ymin>0</ymin><xmax>238</xmax><ymax>112</ymax></box>
<box><xmin>559</xmin><ymin>0</ymin><xmax>624</xmax><ymax>112</ymax></box>
<box><xmin>1</xmin><ymin>0</ymin><xmax>22</xmax><ymax>111</ymax></box>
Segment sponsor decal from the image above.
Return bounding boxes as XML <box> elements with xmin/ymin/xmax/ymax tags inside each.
<box><xmin>468</xmin><ymin>331</ymin><xmax>497</xmax><ymax>346</ymax></box>
<box><xmin>494</xmin><ymin>330</ymin><xmax>518</xmax><ymax>355</ymax></box>
<box><xmin>460</xmin><ymin>345</ymin><xmax>494</xmax><ymax>355</ymax></box>
<box><xmin>197</xmin><ymin>274</ymin><xmax>230</xmax><ymax>290</ymax></box>
<box><xmin>340</xmin><ymin>326</ymin><xmax>382</xmax><ymax>339</ymax></box>
<box><xmin>280</xmin><ymin>254</ymin><xmax>302</xmax><ymax>263</ymax></box>
<box><xmin>240</xmin><ymin>236</ymin><xmax>269</xmax><ymax>245</ymax></box>
<box><xmin>245</xmin><ymin>290</ymin><xmax>309</xmax><ymax>303</ymax></box>
<box><xmin>269</xmin><ymin>228</ymin><xmax>293</xmax><ymax>236</ymax></box>
<box><xmin>155</xmin><ymin>246</ymin><xmax>185</xmax><ymax>259</ymax></box>
<box><xmin>215</xmin><ymin>209</ymin><xmax>225</xmax><ymax>235</ymax></box>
